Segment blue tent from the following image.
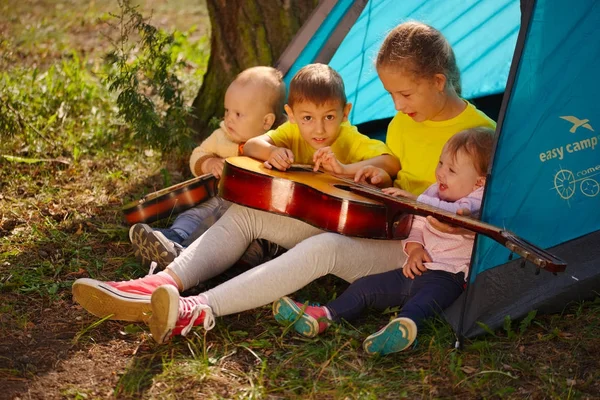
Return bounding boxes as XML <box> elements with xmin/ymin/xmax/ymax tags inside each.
<box><xmin>276</xmin><ymin>0</ymin><xmax>600</xmax><ymax>342</ymax></box>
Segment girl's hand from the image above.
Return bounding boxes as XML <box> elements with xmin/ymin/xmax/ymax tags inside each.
<box><xmin>264</xmin><ymin>147</ymin><xmax>294</xmax><ymax>170</ymax></box>
<box><xmin>202</xmin><ymin>157</ymin><xmax>225</xmax><ymax>178</ymax></box>
<box><xmin>313</xmin><ymin>147</ymin><xmax>346</xmax><ymax>175</ymax></box>
<box><xmin>382</xmin><ymin>187</ymin><xmax>417</xmax><ymax>200</ymax></box>
<box><xmin>354</xmin><ymin>166</ymin><xmax>389</xmax><ymax>186</ymax></box>
<box><xmin>403</xmin><ymin>243</ymin><xmax>431</xmax><ymax>279</ymax></box>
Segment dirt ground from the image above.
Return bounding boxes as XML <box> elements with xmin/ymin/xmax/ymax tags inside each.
<box><xmin>2</xmin><ymin>1</ymin><xmax>600</xmax><ymax>399</ymax></box>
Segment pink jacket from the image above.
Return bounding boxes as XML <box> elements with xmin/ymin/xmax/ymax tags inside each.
<box><xmin>403</xmin><ymin>185</ymin><xmax>484</xmax><ymax>278</ymax></box>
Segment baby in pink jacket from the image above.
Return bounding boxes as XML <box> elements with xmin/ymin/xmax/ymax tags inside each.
<box><xmin>273</xmin><ymin>126</ymin><xmax>495</xmax><ymax>356</ymax></box>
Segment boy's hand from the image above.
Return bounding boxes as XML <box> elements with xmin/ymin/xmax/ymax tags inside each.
<box><xmin>381</xmin><ymin>187</ymin><xmax>417</xmax><ymax>200</ymax></box>
<box><xmin>354</xmin><ymin>166</ymin><xmax>390</xmax><ymax>186</ymax></box>
<box><xmin>403</xmin><ymin>243</ymin><xmax>431</xmax><ymax>279</ymax></box>
<box><xmin>313</xmin><ymin>147</ymin><xmax>346</xmax><ymax>175</ymax></box>
<box><xmin>264</xmin><ymin>147</ymin><xmax>294</xmax><ymax>170</ymax></box>
<box><xmin>202</xmin><ymin>157</ymin><xmax>225</xmax><ymax>178</ymax></box>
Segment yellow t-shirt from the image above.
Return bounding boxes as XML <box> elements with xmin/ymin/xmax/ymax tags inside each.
<box><xmin>267</xmin><ymin>121</ymin><xmax>392</xmax><ymax>164</ymax></box>
<box><xmin>387</xmin><ymin>102</ymin><xmax>496</xmax><ymax>195</ymax></box>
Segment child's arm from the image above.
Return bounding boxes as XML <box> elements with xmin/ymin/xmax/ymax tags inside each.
<box><xmin>199</xmin><ymin>157</ymin><xmax>226</xmax><ymax>178</ymax></box>
<box><xmin>313</xmin><ymin>149</ymin><xmax>399</xmax><ymax>187</ymax></box>
<box><xmin>244</xmin><ymin>134</ymin><xmax>295</xmax><ymax>171</ymax></box>
<box><xmin>189</xmin><ymin>129</ymin><xmax>231</xmax><ymax>178</ymax></box>
<box><xmin>403</xmin><ymin>243</ymin><xmax>432</xmax><ymax>279</ymax></box>
<box><xmin>354</xmin><ymin>166</ymin><xmax>394</xmax><ymax>187</ymax></box>
<box><xmin>402</xmin><ymin>216</ymin><xmax>431</xmax><ymax>279</ymax></box>
<box><xmin>381</xmin><ymin>187</ymin><xmax>417</xmax><ymax>200</ymax></box>
<box><xmin>417</xmin><ymin>186</ymin><xmax>483</xmax><ymax>215</ymax></box>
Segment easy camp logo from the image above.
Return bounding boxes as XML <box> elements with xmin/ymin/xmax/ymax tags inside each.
<box><xmin>559</xmin><ymin>116</ymin><xmax>594</xmax><ymax>133</ymax></box>
<box><xmin>539</xmin><ymin>116</ymin><xmax>598</xmax><ymax>163</ymax></box>
<box><xmin>543</xmin><ymin>115</ymin><xmax>600</xmax><ymax>201</ymax></box>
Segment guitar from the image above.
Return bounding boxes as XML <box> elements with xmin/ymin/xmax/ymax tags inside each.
<box><xmin>219</xmin><ymin>156</ymin><xmax>566</xmax><ymax>273</ymax></box>
<box><xmin>122</xmin><ymin>173</ymin><xmax>218</xmax><ymax>225</ymax></box>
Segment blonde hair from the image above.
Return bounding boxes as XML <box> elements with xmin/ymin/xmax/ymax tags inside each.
<box><xmin>234</xmin><ymin>66</ymin><xmax>286</xmax><ymax>127</ymax></box>
<box><xmin>445</xmin><ymin>127</ymin><xmax>495</xmax><ymax>175</ymax></box>
<box><xmin>377</xmin><ymin>21</ymin><xmax>461</xmax><ymax>96</ymax></box>
<box><xmin>287</xmin><ymin>63</ymin><xmax>347</xmax><ymax>108</ymax></box>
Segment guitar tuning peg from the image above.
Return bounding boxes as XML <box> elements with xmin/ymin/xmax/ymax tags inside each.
<box><xmin>535</xmin><ymin>266</ymin><xmax>541</xmax><ymax>275</ymax></box>
<box><xmin>520</xmin><ymin>259</ymin><xmax>526</xmax><ymax>268</ymax></box>
<box><xmin>508</xmin><ymin>253</ymin><xmax>514</xmax><ymax>261</ymax></box>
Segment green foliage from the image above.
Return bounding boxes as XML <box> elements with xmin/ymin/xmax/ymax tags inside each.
<box><xmin>102</xmin><ymin>0</ymin><xmax>201</xmax><ymax>157</ymax></box>
<box><xmin>0</xmin><ymin>54</ymin><xmax>115</xmax><ymax>158</ymax></box>
<box><xmin>503</xmin><ymin>315</ymin><xmax>516</xmax><ymax>340</ymax></box>
<box><xmin>519</xmin><ymin>309</ymin><xmax>537</xmax><ymax>335</ymax></box>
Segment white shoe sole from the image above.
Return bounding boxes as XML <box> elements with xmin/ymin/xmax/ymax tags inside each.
<box><xmin>72</xmin><ymin>278</ymin><xmax>152</xmax><ymax>322</ymax></box>
<box><xmin>363</xmin><ymin>317</ymin><xmax>417</xmax><ymax>356</ymax></box>
<box><xmin>149</xmin><ymin>285</ymin><xmax>180</xmax><ymax>344</ymax></box>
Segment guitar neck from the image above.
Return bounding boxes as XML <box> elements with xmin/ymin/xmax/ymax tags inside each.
<box><xmin>142</xmin><ymin>173</ymin><xmax>215</xmax><ymax>202</ymax></box>
<box><xmin>349</xmin><ymin>184</ymin><xmax>566</xmax><ymax>273</ymax></box>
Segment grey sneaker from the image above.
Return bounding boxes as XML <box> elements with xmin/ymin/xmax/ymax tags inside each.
<box><xmin>129</xmin><ymin>223</ymin><xmax>183</xmax><ymax>270</ymax></box>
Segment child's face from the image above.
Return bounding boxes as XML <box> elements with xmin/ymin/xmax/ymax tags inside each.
<box><xmin>435</xmin><ymin>146</ymin><xmax>485</xmax><ymax>202</ymax></box>
<box><xmin>224</xmin><ymin>81</ymin><xmax>273</xmax><ymax>143</ymax></box>
<box><xmin>285</xmin><ymin>100</ymin><xmax>351</xmax><ymax>150</ymax></box>
<box><xmin>377</xmin><ymin>66</ymin><xmax>447</xmax><ymax>123</ymax></box>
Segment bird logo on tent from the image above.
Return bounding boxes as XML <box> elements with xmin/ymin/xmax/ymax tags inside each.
<box><xmin>559</xmin><ymin>116</ymin><xmax>594</xmax><ymax>133</ymax></box>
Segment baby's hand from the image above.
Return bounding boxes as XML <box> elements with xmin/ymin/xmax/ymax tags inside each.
<box><xmin>402</xmin><ymin>244</ymin><xmax>431</xmax><ymax>279</ymax></box>
<box><xmin>381</xmin><ymin>187</ymin><xmax>417</xmax><ymax>200</ymax></box>
<box><xmin>202</xmin><ymin>157</ymin><xmax>226</xmax><ymax>178</ymax></box>
<box><xmin>427</xmin><ymin>208</ymin><xmax>474</xmax><ymax>236</ymax></box>
<box><xmin>264</xmin><ymin>147</ymin><xmax>294</xmax><ymax>170</ymax></box>
<box><xmin>313</xmin><ymin>147</ymin><xmax>345</xmax><ymax>175</ymax></box>
<box><xmin>354</xmin><ymin>166</ymin><xmax>388</xmax><ymax>185</ymax></box>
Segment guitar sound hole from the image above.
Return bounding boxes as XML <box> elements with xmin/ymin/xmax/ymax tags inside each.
<box><xmin>333</xmin><ymin>184</ymin><xmax>353</xmax><ymax>192</ymax></box>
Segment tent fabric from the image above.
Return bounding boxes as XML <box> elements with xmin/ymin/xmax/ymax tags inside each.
<box><xmin>446</xmin><ymin>229</ymin><xmax>600</xmax><ymax>338</ymax></box>
<box><xmin>472</xmin><ymin>0</ymin><xmax>600</xmax><ymax>276</ymax></box>
<box><xmin>278</xmin><ymin>0</ymin><xmax>600</xmax><ymax>340</ymax></box>
<box><xmin>448</xmin><ymin>0</ymin><xmax>600</xmax><ymax>339</ymax></box>
<box><xmin>283</xmin><ymin>0</ymin><xmax>520</xmax><ymax>125</ymax></box>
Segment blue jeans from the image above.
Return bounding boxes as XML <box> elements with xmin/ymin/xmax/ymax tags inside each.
<box><xmin>158</xmin><ymin>196</ymin><xmax>230</xmax><ymax>246</ymax></box>
<box><xmin>327</xmin><ymin>269</ymin><xmax>465</xmax><ymax>328</ymax></box>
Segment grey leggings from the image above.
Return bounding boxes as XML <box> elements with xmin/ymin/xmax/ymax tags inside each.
<box><xmin>167</xmin><ymin>204</ymin><xmax>407</xmax><ymax>316</ymax></box>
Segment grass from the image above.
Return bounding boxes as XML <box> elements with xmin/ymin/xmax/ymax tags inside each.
<box><xmin>1</xmin><ymin>1</ymin><xmax>599</xmax><ymax>399</ymax></box>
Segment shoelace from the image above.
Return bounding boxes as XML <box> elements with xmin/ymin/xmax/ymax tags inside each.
<box><xmin>179</xmin><ymin>297</ymin><xmax>215</xmax><ymax>336</ymax></box>
<box><xmin>148</xmin><ymin>261</ymin><xmax>158</xmax><ymax>275</ymax></box>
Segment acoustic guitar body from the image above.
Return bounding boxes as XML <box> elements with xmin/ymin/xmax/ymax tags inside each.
<box><xmin>219</xmin><ymin>157</ymin><xmax>411</xmax><ymax>239</ymax></box>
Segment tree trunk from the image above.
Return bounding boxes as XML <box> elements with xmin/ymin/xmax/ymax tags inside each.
<box><xmin>190</xmin><ymin>0</ymin><xmax>318</xmax><ymax>142</ymax></box>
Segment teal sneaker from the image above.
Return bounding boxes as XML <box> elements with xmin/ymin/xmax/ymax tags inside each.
<box><xmin>363</xmin><ymin>317</ymin><xmax>417</xmax><ymax>356</ymax></box>
<box><xmin>272</xmin><ymin>296</ymin><xmax>329</xmax><ymax>338</ymax></box>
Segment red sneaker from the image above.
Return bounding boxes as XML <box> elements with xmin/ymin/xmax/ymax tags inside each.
<box><xmin>149</xmin><ymin>285</ymin><xmax>215</xmax><ymax>344</ymax></box>
<box><xmin>272</xmin><ymin>296</ymin><xmax>330</xmax><ymax>337</ymax></box>
<box><xmin>72</xmin><ymin>273</ymin><xmax>176</xmax><ymax>322</ymax></box>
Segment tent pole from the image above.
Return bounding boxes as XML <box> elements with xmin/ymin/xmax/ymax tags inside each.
<box><xmin>455</xmin><ymin>0</ymin><xmax>538</xmax><ymax>345</ymax></box>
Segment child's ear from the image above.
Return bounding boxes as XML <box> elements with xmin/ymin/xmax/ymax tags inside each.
<box><xmin>284</xmin><ymin>104</ymin><xmax>295</xmax><ymax>123</ymax></box>
<box><xmin>434</xmin><ymin>73</ymin><xmax>447</xmax><ymax>93</ymax></box>
<box><xmin>263</xmin><ymin>113</ymin><xmax>276</xmax><ymax>130</ymax></box>
<box><xmin>474</xmin><ymin>176</ymin><xmax>486</xmax><ymax>189</ymax></box>
<box><xmin>342</xmin><ymin>103</ymin><xmax>352</xmax><ymax>122</ymax></box>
